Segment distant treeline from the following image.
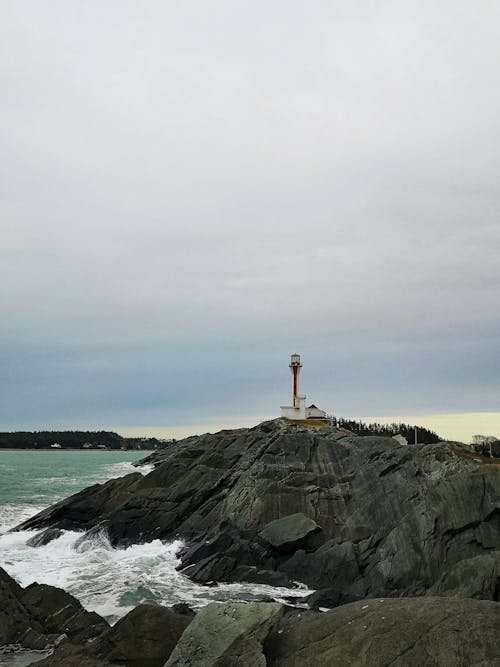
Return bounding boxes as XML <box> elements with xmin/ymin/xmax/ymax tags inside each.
<box><xmin>335</xmin><ymin>419</ymin><xmax>441</xmax><ymax>444</ymax></box>
<box><xmin>0</xmin><ymin>431</ymin><xmax>161</xmax><ymax>450</ymax></box>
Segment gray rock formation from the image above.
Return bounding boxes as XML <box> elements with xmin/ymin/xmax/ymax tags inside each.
<box><xmin>264</xmin><ymin>597</ymin><xmax>500</xmax><ymax>666</ymax></box>
<box><xmin>0</xmin><ymin>566</ymin><xmax>108</xmax><ymax>650</ymax></box>
<box><xmin>429</xmin><ymin>551</ymin><xmax>500</xmax><ymax>599</ymax></box>
<box><xmin>165</xmin><ymin>601</ymin><xmax>283</xmax><ymax>667</ymax></box>
<box><xmin>26</xmin><ymin>528</ymin><xmax>64</xmax><ymax>548</ymax></box>
<box><xmin>32</xmin><ymin>603</ymin><xmax>194</xmax><ymax>667</ymax></box>
<box><xmin>10</xmin><ymin>595</ymin><xmax>500</xmax><ymax>667</ymax></box>
<box><xmin>258</xmin><ymin>513</ymin><xmax>323</xmax><ymax>552</ymax></box>
<box><xmin>14</xmin><ymin>419</ymin><xmax>500</xmax><ymax>601</ymax></box>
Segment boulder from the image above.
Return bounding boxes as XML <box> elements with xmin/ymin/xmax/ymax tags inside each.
<box><xmin>0</xmin><ymin>566</ymin><xmax>41</xmax><ymax>646</ymax></box>
<box><xmin>29</xmin><ymin>642</ymin><xmax>112</xmax><ymax>667</ymax></box>
<box><xmin>264</xmin><ymin>597</ymin><xmax>500</xmax><ymax>666</ymax></box>
<box><xmin>20</xmin><ymin>582</ymin><xmax>108</xmax><ymax>643</ymax></box>
<box><xmin>170</xmin><ymin>602</ymin><xmax>196</xmax><ymax>617</ymax></box>
<box><xmin>91</xmin><ymin>603</ymin><xmax>192</xmax><ymax>666</ymax></box>
<box><xmin>32</xmin><ymin>603</ymin><xmax>193</xmax><ymax>667</ymax></box>
<box><xmin>429</xmin><ymin>551</ymin><xmax>500</xmax><ymax>600</ymax></box>
<box><xmin>26</xmin><ymin>528</ymin><xmax>64</xmax><ymax>548</ymax></box>
<box><xmin>0</xmin><ymin>566</ymin><xmax>108</xmax><ymax>651</ymax></box>
<box><xmin>258</xmin><ymin>513</ymin><xmax>323</xmax><ymax>552</ymax></box>
<box><xmin>165</xmin><ymin>601</ymin><xmax>283</xmax><ymax>667</ymax></box>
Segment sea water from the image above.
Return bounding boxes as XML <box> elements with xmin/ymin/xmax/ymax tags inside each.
<box><xmin>0</xmin><ymin>450</ymin><xmax>310</xmax><ymax>624</ymax></box>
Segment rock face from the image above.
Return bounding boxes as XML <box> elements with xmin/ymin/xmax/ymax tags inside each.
<box><xmin>32</xmin><ymin>603</ymin><xmax>194</xmax><ymax>667</ymax></box>
<box><xmin>26</xmin><ymin>528</ymin><xmax>64</xmax><ymax>548</ymax></box>
<box><xmin>0</xmin><ymin>566</ymin><xmax>35</xmax><ymax>647</ymax></box>
<box><xmin>14</xmin><ymin>419</ymin><xmax>500</xmax><ymax>601</ymax></box>
<box><xmin>258</xmin><ymin>513</ymin><xmax>323</xmax><ymax>552</ymax></box>
<box><xmin>0</xmin><ymin>566</ymin><xmax>108</xmax><ymax>650</ymax></box>
<box><xmin>6</xmin><ymin>593</ymin><xmax>499</xmax><ymax>667</ymax></box>
<box><xmin>19</xmin><ymin>581</ymin><xmax>108</xmax><ymax>644</ymax></box>
<box><xmin>165</xmin><ymin>601</ymin><xmax>283</xmax><ymax>667</ymax></box>
<box><xmin>264</xmin><ymin>597</ymin><xmax>500</xmax><ymax>666</ymax></box>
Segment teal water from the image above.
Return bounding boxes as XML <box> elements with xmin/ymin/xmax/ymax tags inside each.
<box><xmin>0</xmin><ymin>449</ymin><xmax>146</xmax><ymax>531</ymax></box>
<box><xmin>0</xmin><ymin>449</ymin><xmax>310</xmax><ymax>631</ymax></box>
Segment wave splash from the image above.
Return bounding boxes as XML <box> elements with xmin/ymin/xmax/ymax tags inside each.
<box><xmin>0</xmin><ymin>529</ymin><xmax>310</xmax><ymax>623</ymax></box>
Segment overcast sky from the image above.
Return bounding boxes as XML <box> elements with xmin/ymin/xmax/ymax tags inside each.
<box><xmin>1</xmin><ymin>1</ymin><xmax>499</xmax><ymax>441</ymax></box>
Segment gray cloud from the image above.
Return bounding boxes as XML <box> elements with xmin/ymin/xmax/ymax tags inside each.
<box><xmin>1</xmin><ymin>1</ymin><xmax>499</xmax><ymax>431</ymax></box>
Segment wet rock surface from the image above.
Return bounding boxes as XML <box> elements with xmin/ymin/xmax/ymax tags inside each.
<box><xmin>31</xmin><ymin>603</ymin><xmax>194</xmax><ymax>667</ymax></box>
<box><xmin>14</xmin><ymin>419</ymin><xmax>500</xmax><ymax>602</ymax></box>
<box><xmin>0</xmin><ymin>566</ymin><xmax>108</xmax><ymax>650</ymax></box>
<box><xmin>3</xmin><ymin>577</ymin><xmax>499</xmax><ymax>667</ymax></box>
<box><xmin>25</xmin><ymin>528</ymin><xmax>64</xmax><ymax>548</ymax></box>
<box><xmin>264</xmin><ymin>596</ymin><xmax>500</xmax><ymax>666</ymax></box>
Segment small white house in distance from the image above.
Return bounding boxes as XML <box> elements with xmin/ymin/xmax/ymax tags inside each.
<box><xmin>306</xmin><ymin>404</ymin><xmax>327</xmax><ymax>420</ymax></box>
<box><xmin>392</xmin><ymin>434</ymin><xmax>408</xmax><ymax>446</ymax></box>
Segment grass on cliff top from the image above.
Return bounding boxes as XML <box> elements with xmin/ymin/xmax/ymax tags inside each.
<box><xmin>284</xmin><ymin>419</ymin><xmax>332</xmax><ymax>429</ymax></box>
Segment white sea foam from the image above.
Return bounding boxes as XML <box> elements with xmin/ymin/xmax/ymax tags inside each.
<box><xmin>0</xmin><ymin>505</ymin><xmax>47</xmax><ymax>534</ymax></box>
<box><xmin>0</xmin><ymin>529</ymin><xmax>311</xmax><ymax>623</ymax></box>
<box><xmin>91</xmin><ymin>459</ymin><xmax>153</xmax><ymax>483</ymax></box>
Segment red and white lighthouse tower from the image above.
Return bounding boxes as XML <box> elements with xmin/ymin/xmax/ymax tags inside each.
<box><xmin>289</xmin><ymin>353</ymin><xmax>302</xmax><ymax>407</ymax></box>
<box><xmin>280</xmin><ymin>353</ymin><xmax>307</xmax><ymax>419</ymax></box>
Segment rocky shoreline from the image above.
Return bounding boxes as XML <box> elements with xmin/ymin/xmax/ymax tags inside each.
<box><xmin>2</xmin><ymin>418</ymin><xmax>500</xmax><ymax>665</ymax></box>
<box><xmin>2</xmin><ymin>565</ymin><xmax>499</xmax><ymax>666</ymax></box>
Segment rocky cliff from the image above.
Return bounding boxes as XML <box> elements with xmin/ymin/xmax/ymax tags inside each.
<box><xmin>15</xmin><ymin>419</ymin><xmax>500</xmax><ymax>603</ymax></box>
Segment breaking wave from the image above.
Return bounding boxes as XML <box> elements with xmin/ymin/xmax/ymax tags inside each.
<box><xmin>0</xmin><ymin>529</ymin><xmax>309</xmax><ymax>623</ymax></box>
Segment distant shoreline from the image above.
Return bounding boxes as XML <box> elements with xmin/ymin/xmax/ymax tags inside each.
<box><xmin>0</xmin><ymin>448</ymin><xmax>154</xmax><ymax>452</ymax></box>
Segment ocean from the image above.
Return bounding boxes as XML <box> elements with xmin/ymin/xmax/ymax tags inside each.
<box><xmin>0</xmin><ymin>450</ymin><xmax>309</xmax><ymax>626</ymax></box>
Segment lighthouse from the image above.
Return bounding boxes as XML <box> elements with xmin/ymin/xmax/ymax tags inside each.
<box><xmin>289</xmin><ymin>353</ymin><xmax>302</xmax><ymax>406</ymax></box>
<box><xmin>280</xmin><ymin>353</ymin><xmax>307</xmax><ymax>419</ymax></box>
<box><xmin>280</xmin><ymin>353</ymin><xmax>330</xmax><ymax>421</ymax></box>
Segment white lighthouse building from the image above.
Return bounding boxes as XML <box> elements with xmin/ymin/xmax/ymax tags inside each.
<box><xmin>280</xmin><ymin>353</ymin><xmax>329</xmax><ymax>421</ymax></box>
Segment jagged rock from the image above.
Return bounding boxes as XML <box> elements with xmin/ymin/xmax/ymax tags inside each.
<box><xmin>15</xmin><ymin>472</ymin><xmax>143</xmax><ymax>534</ymax></box>
<box><xmin>31</xmin><ymin>597</ymin><xmax>500</xmax><ymax>667</ymax></box>
<box><xmin>73</xmin><ymin>521</ymin><xmax>111</xmax><ymax>552</ymax></box>
<box><xmin>30</xmin><ymin>642</ymin><xmax>111</xmax><ymax>667</ymax></box>
<box><xmin>281</xmin><ymin>540</ymin><xmax>364</xmax><ymax>594</ymax></box>
<box><xmin>165</xmin><ymin>601</ymin><xmax>283</xmax><ymax>667</ymax></box>
<box><xmin>35</xmin><ymin>603</ymin><xmax>193</xmax><ymax>667</ymax></box>
<box><xmin>26</xmin><ymin>528</ymin><xmax>64</xmax><ymax>548</ymax></box>
<box><xmin>0</xmin><ymin>566</ymin><xmax>33</xmax><ymax>645</ymax></box>
<box><xmin>303</xmin><ymin>587</ymin><xmax>362</xmax><ymax>610</ymax></box>
<box><xmin>429</xmin><ymin>551</ymin><xmax>500</xmax><ymax>600</ymax></box>
<box><xmin>13</xmin><ymin>420</ymin><xmax>500</xmax><ymax>600</ymax></box>
<box><xmin>170</xmin><ymin>602</ymin><xmax>196</xmax><ymax>617</ymax></box>
<box><xmin>258</xmin><ymin>513</ymin><xmax>324</xmax><ymax>552</ymax></box>
<box><xmin>264</xmin><ymin>597</ymin><xmax>500</xmax><ymax>666</ymax></box>
<box><xmin>0</xmin><ymin>566</ymin><xmax>108</xmax><ymax>651</ymax></box>
<box><xmin>91</xmin><ymin>603</ymin><xmax>192</xmax><ymax>666</ymax></box>
<box><xmin>20</xmin><ymin>582</ymin><xmax>108</xmax><ymax>643</ymax></box>
<box><xmin>229</xmin><ymin>565</ymin><xmax>290</xmax><ymax>587</ymax></box>
<box><xmin>177</xmin><ymin>521</ymin><xmax>280</xmax><ymax>586</ymax></box>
